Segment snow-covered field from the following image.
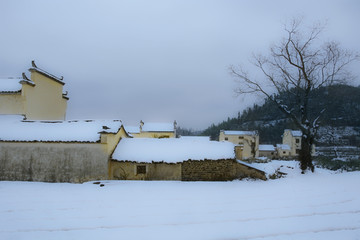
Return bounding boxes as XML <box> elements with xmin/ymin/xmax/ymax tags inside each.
<box><xmin>1</xmin><ymin>161</ymin><xmax>360</xmax><ymax>240</ymax></box>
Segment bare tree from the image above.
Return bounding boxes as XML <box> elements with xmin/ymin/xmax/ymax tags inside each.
<box><xmin>230</xmin><ymin>18</ymin><xmax>359</xmax><ymax>173</ymax></box>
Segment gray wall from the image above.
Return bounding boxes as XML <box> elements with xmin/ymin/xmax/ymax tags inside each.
<box><xmin>0</xmin><ymin>142</ymin><xmax>108</xmax><ymax>183</ymax></box>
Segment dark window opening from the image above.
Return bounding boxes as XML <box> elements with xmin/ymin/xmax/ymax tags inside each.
<box><xmin>137</xmin><ymin>165</ymin><xmax>146</xmax><ymax>174</ymax></box>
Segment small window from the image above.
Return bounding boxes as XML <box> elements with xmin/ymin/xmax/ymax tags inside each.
<box><xmin>238</xmin><ymin>136</ymin><xmax>244</xmax><ymax>139</ymax></box>
<box><xmin>137</xmin><ymin>165</ymin><xmax>146</xmax><ymax>174</ymax></box>
<box><xmin>225</xmin><ymin>137</ymin><xmax>228</xmax><ymax>141</ymax></box>
<box><xmin>283</xmin><ymin>151</ymin><xmax>286</xmax><ymax>154</ymax></box>
<box><xmin>296</xmin><ymin>138</ymin><xmax>300</xmax><ymax>143</ymax></box>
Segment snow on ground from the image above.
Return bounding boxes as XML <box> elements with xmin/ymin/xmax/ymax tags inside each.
<box><xmin>0</xmin><ymin>161</ymin><xmax>359</xmax><ymax>240</ymax></box>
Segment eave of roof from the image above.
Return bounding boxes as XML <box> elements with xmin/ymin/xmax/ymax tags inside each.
<box><xmin>29</xmin><ymin>67</ymin><xmax>65</xmax><ymax>85</ymax></box>
<box><xmin>20</xmin><ymin>79</ymin><xmax>35</xmax><ymax>87</ymax></box>
<box><xmin>0</xmin><ymin>90</ymin><xmax>21</xmax><ymax>94</ymax></box>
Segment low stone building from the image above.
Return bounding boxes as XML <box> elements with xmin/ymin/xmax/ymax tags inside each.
<box><xmin>259</xmin><ymin>144</ymin><xmax>277</xmax><ymax>159</ymax></box>
<box><xmin>110</xmin><ymin>137</ymin><xmax>266</xmax><ymax>181</ymax></box>
<box><xmin>0</xmin><ymin>116</ymin><xmax>129</xmax><ymax>183</ymax></box>
<box><xmin>276</xmin><ymin>144</ymin><xmax>292</xmax><ymax>158</ymax></box>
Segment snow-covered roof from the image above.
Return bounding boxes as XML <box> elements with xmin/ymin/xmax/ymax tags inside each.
<box><xmin>259</xmin><ymin>144</ymin><xmax>275</xmax><ymax>151</ymax></box>
<box><xmin>141</xmin><ymin>122</ymin><xmax>174</xmax><ymax>132</ymax></box>
<box><xmin>0</xmin><ymin>118</ymin><xmax>122</xmax><ymax>142</ymax></box>
<box><xmin>285</xmin><ymin>129</ymin><xmax>302</xmax><ymax>137</ymax></box>
<box><xmin>291</xmin><ymin>130</ymin><xmax>302</xmax><ymax>137</ymax></box>
<box><xmin>180</xmin><ymin>136</ymin><xmax>210</xmax><ymax>141</ymax></box>
<box><xmin>276</xmin><ymin>144</ymin><xmax>291</xmax><ymax>150</ymax></box>
<box><xmin>222</xmin><ymin>130</ymin><xmax>257</xmax><ymax>136</ymax></box>
<box><xmin>0</xmin><ymin>78</ymin><xmax>23</xmax><ymax>92</ymax></box>
<box><xmin>112</xmin><ymin>138</ymin><xmax>235</xmax><ymax>163</ymax></box>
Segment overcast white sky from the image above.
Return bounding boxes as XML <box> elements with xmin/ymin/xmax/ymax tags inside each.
<box><xmin>1</xmin><ymin>0</ymin><xmax>359</xmax><ymax>129</ymax></box>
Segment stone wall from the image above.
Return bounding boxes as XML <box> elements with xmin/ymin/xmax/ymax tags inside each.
<box><xmin>111</xmin><ymin>159</ymin><xmax>266</xmax><ymax>182</ymax></box>
<box><xmin>0</xmin><ymin>142</ymin><xmax>108</xmax><ymax>183</ymax></box>
<box><xmin>110</xmin><ymin>161</ymin><xmax>181</xmax><ymax>181</ymax></box>
<box><xmin>235</xmin><ymin>163</ymin><xmax>267</xmax><ymax>180</ymax></box>
<box><xmin>182</xmin><ymin>159</ymin><xmax>234</xmax><ymax>181</ymax></box>
<box><xmin>181</xmin><ymin>159</ymin><xmax>266</xmax><ymax>181</ymax></box>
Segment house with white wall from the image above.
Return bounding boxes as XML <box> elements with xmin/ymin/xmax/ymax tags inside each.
<box><xmin>0</xmin><ymin>61</ymin><xmax>68</xmax><ymax>120</ymax></box>
<box><xmin>282</xmin><ymin>129</ymin><xmax>315</xmax><ymax>157</ymax></box>
<box><xmin>219</xmin><ymin>130</ymin><xmax>259</xmax><ymax>160</ymax></box>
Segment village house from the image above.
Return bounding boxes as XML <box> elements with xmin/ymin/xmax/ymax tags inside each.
<box><xmin>276</xmin><ymin>144</ymin><xmax>292</xmax><ymax>158</ymax></box>
<box><xmin>282</xmin><ymin>129</ymin><xmax>316</xmax><ymax>157</ymax></box>
<box><xmin>0</xmin><ymin>61</ymin><xmax>68</xmax><ymax>120</ymax></box>
<box><xmin>282</xmin><ymin>129</ymin><xmax>302</xmax><ymax>156</ymax></box>
<box><xmin>0</xmin><ymin>115</ymin><xmax>129</xmax><ymax>183</ymax></box>
<box><xmin>258</xmin><ymin>144</ymin><xmax>277</xmax><ymax>159</ymax></box>
<box><xmin>110</xmin><ymin>137</ymin><xmax>266</xmax><ymax>181</ymax></box>
<box><xmin>219</xmin><ymin>130</ymin><xmax>259</xmax><ymax>160</ymax></box>
<box><xmin>0</xmin><ymin>62</ymin><xmax>267</xmax><ymax>183</ymax></box>
<box><xmin>126</xmin><ymin>120</ymin><xmax>177</xmax><ymax>138</ymax></box>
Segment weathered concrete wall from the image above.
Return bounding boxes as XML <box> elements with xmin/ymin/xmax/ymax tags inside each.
<box><xmin>182</xmin><ymin>159</ymin><xmax>266</xmax><ymax>181</ymax></box>
<box><xmin>0</xmin><ymin>142</ymin><xmax>108</xmax><ymax>183</ymax></box>
<box><xmin>110</xmin><ymin>161</ymin><xmax>181</xmax><ymax>180</ymax></box>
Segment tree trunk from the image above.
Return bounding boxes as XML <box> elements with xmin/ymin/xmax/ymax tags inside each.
<box><xmin>299</xmin><ymin>136</ymin><xmax>314</xmax><ymax>173</ymax></box>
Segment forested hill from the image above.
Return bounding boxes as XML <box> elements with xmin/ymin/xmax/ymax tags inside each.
<box><xmin>202</xmin><ymin>84</ymin><xmax>360</xmax><ymax>145</ymax></box>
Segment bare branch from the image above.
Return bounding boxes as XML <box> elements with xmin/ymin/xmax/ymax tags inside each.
<box><xmin>230</xmin><ymin>17</ymin><xmax>359</xmax><ymax>171</ymax></box>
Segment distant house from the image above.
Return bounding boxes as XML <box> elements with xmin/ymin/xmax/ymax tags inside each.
<box><xmin>259</xmin><ymin>144</ymin><xmax>276</xmax><ymax>158</ymax></box>
<box><xmin>282</xmin><ymin>130</ymin><xmax>302</xmax><ymax>156</ymax></box>
<box><xmin>281</xmin><ymin>129</ymin><xmax>315</xmax><ymax>157</ymax></box>
<box><xmin>125</xmin><ymin>120</ymin><xmax>177</xmax><ymax>138</ymax></box>
<box><xmin>0</xmin><ymin>61</ymin><xmax>68</xmax><ymax>120</ymax></box>
<box><xmin>276</xmin><ymin>144</ymin><xmax>291</xmax><ymax>158</ymax></box>
<box><xmin>219</xmin><ymin>130</ymin><xmax>259</xmax><ymax>160</ymax></box>
<box><xmin>0</xmin><ymin>116</ymin><xmax>129</xmax><ymax>183</ymax></box>
<box><xmin>110</xmin><ymin>137</ymin><xmax>266</xmax><ymax>181</ymax></box>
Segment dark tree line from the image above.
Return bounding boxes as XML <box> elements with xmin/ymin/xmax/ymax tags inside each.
<box><xmin>202</xmin><ymin>84</ymin><xmax>360</xmax><ymax>144</ymax></box>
